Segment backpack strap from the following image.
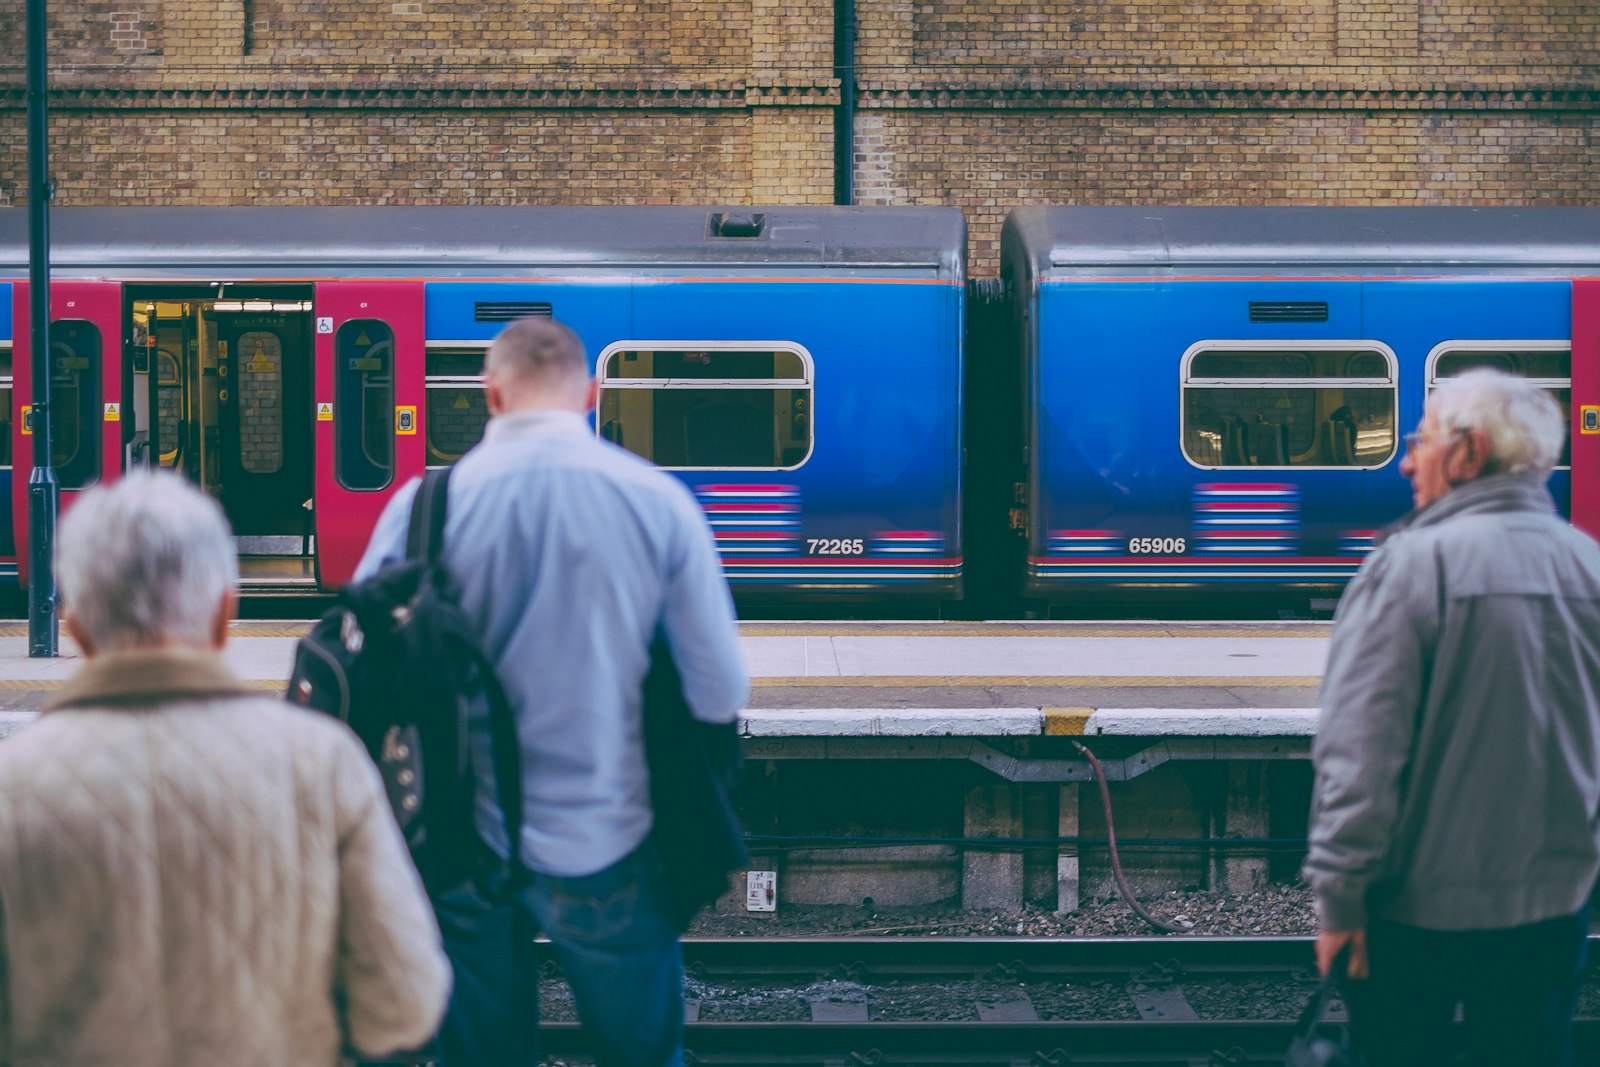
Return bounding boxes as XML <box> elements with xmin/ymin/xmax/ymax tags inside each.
<box><xmin>404</xmin><ymin>467</ymin><xmax>453</xmax><ymax>564</ymax></box>
<box><xmin>402</xmin><ymin>465</ymin><xmax>530</xmax><ymax>883</ymax></box>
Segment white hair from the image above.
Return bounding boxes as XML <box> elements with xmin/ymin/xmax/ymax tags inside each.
<box><xmin>1427</xmin><ymin>368</ymin><xmax>1566</xmax><ymax>478</ymax></box>
<box><xmin>57</xmin><ymin>471</ymin><xmax>238</xmax><ymax>652</ymax></box>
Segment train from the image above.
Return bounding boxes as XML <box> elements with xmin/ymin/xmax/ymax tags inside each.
<box><xmin>0</xmin><ymin>204</ymin><xmax>1595</xmax><ymax>615</ymax></box>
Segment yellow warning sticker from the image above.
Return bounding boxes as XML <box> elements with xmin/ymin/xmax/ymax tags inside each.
<box><xmin>104</xmin><ymin>402</ymin><xmax>121</xmax><ymax>422</ymax></box>
<box><xmin>316</xmin><ymin>402</ymin><xmax>333</xmax><ymax>422</ymax></box>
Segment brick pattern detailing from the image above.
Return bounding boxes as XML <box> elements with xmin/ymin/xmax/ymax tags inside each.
<box><xmin>0</xmin><ymin>1</ymin><xmax>162</xmax><ymax>62</ymax></box>
<box><xmin>753</xmin><ymin>0</ymin><xmax>832</xmax><ymax>84</ymax></box>
<box><xmin>0</xmin><ymin>111</ymin><xmax>763</xmax><ymax>204</ymax></box>
<box><xmin>0</xmin><ymin>0</ymin><xmax>1598</xmax><ymax>280</ymax></box>
<box><xmin>905</xmin><ymin>1</ymin><xmax>1339</xmax><ymax>69</ymax></box>
<box><xmin>750</xmin><ymin>108</ymin><xmax>833</xmax><ymax>203</ymax></box>
<box><xmin>1421</xmin><ymin>5</ymin><xmax>1600</xmax><ymax>60</ymax></box>
<box><xmin>855</xmin><ymin>111</ymin><xmax>1600</xmax><ymax>274</ymax></box>
<box><xmin>1337</xmin><ymin>0</ymin><xmax>1418</xmax><ymax>57</ymax></box>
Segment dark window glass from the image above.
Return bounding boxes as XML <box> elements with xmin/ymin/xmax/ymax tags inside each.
<box><xmin>0</xmin><ymin>345</ymin><xmax>11</xmax><ymax>468</ymax></box>
<box><xmin>1434</xmin><ymin>349</ymin><xmax>1570</xmax><ymax>381</ymax></box>
<box><xmin>237</xmin><ymin>330</ymin><xmax>283</xmax><ymax>475</ymax></box>
<box><xmin>335</xmin><ymin>319</ymin><xmax>394</xmax><ymax>490</ymax></box>
<box><xmin>1190</xmin><ymin>349</ymin><xmax>1391</xmax><ymax>380</ymax></box>
<box><xmin>426</xmin><ymin>348</ymin><xmax>486</xmax><ymax>378</ymax></box>
<box><xmin>425</xmin><ymin>386</ymin><xmax>488</xmax><ymax>465</ymax></box>
<box><xmin>597</xmin><ymin>347</ymin><xmax>811</xmax><ymax>469</ymax></box>
<box><xmin>1183</xmin><ymin>346</ymin><xmax>1395</xmax><ymax>468</ymax></box>
<box><xmin>50</xmin><ymin>320</ymin><xmax>102</xmax><ymax>488</ymax></box>
<box><xmin>1433</xmin><ymin>348</ymin><xmax>1572</xmax><ymax>466</ymax></box>
<box><xmin>157</xmin><ymin>348</ymin><xmax>183</xmax><ymax>469</ymax></box>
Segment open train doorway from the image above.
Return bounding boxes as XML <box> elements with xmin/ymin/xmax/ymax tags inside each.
<box><xmin>127</xmin><ymin>285</ymin><xmax>316</xmax><ymax>588</ymax></box>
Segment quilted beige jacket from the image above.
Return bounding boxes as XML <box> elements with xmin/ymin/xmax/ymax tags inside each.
<box><xmin>0</xmin><ymin>648</ymin><xmax>451</xmax><ymax>1066</ymax></box>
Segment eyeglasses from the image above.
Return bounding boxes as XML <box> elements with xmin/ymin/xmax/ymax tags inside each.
<box><xmin>1403</xmin><ymin>427</ymin><xmax>1466</xmax><ymax>451</ymax></box>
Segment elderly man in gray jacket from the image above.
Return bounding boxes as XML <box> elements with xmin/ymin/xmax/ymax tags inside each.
<box><xmin>1306</xmin><ymin>368</ymin><xmax>1600</xmax><ymax>1066</ymax></box>
<box><xmin>0</xmin><ymin>472</ymin><xmax>450</xmax><ymax>1066</ymax></box>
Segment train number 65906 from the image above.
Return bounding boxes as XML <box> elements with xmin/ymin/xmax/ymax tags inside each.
<box><xmin>1128</xmin><ymin>537</ymin><xmax>1187</xmax><ymax>555</ymax></box>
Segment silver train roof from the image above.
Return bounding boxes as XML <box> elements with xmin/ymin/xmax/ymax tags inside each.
<box><xmin>1004</xmin><ymin>206</ymin><xmax>1600</xmax><ymax>275</ymax></box>
<box><xmin>0</xmin><ymin>206</ymin><xmax>966</xmax><ymax>276</ymax></box>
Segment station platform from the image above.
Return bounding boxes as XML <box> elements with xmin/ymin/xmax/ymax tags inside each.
<box><xmin>0</xmin><ymin>621</ymin><xmax>1328</xmax><ymax>753</ymax></box>
<box><xmin>0</xmin><ymin>620</ymin><xmax>1328</xmax><ymax>909</ymax></box>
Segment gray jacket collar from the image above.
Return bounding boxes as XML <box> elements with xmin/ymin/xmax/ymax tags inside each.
<box><xmin>1379</xmin><ymin>470</ymin><xmax>1555</xmax><ymax>545</ymax></box>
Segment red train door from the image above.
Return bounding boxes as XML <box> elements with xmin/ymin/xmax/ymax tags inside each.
<box><xmin>313</xmin><ymin>280</ymin><xmax>426</xmax><ymax>585</ymax></box>
<box><xmin>1573</xmin><ymin>279</ymin><xmax>1600</xmax><ymax>540</ymax></box>
<box><xmin>11</xmin><ymin>281</ymin><xmax>124</xmax><ymax>583</ymax></box>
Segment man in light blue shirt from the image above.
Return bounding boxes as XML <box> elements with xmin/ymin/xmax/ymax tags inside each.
<box><xmin>356</xmin><ymin>317</ymin><xmax>749</xmax><ymax>1067</ymax></box>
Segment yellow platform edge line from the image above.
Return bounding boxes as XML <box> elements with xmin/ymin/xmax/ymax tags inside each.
<box><xmin>750</xmin><ymin>675</ymin><xmax>1321</xmax><ymax>688</ymax></box>
<box><xmin>0</xmin><ymin>675</ymin><xmax>1320</xmax><ymax>692</ymax></box>
<box><xmin>1043</xmin><ymin>707</ymin><xmax>1095</xmax><ymax>735</ymax></box>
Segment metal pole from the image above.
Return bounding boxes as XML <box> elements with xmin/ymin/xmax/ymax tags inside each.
<box><xmin>26</xmin><ymin>0</ymin><xmax>59</xmax><ymax>657</ymax></box>
<box><xmin>833</xmin><ymin>0</ymin><xmax>856</xmax><ymax>206</ymax></box>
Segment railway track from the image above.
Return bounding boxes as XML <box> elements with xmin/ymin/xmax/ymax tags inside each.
<box><xmin>534</xmin><ymin>936</ymin><xmax>1600</xmax><ymax>1065</ymax></box>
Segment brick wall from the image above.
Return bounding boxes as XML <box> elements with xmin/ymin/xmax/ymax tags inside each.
<box><xmin>1</xmin><ymin>0</ymin><xmax>1597</xmax><ymax>275</ymax></box>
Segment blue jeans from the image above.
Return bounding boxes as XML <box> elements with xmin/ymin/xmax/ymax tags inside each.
<box><xmin>1343</xmin><ymin>908</ymin><xmax>1589</xmax><ymax>1067</ymax></box>
<box><xmin>522</xmin><ymin>840</ymin><xmax>685</xmax><ymax>1067</ymax></box>
<box><xmin>432</xmin><ymin>840</ymin><xmax>683</xmax><ymax>1067</ymax></box>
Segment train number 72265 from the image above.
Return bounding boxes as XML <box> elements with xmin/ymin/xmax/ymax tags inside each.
<box><xmin>807</xmin><ymin>538</ymin><xmax>866</xmax><ymax>555</ymax></box>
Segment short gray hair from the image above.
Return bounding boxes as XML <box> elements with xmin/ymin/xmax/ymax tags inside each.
<box><xmin>484</xmin><ymin>317</ymin><xmax>589</xmax><ymax>399</ymax></box>
<box><xmin>57</xmin><ymin>471</ymin><xmax>238</xmax><ymax>652</ymax></box>
<box><xmin>1427</xmin><ymin>368</ymin><xmax>1566</xmax><ymax>478</ymax></box>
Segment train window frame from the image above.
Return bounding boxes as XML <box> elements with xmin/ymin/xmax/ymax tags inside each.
<box><xmin>423</xmin><ymin>340</ymin><xmax>490</xmax><ymax>469</ymax></box>
<box><xmin>49</xmin><ymin>318</ymin><xmax>104</xmax><ymax>489</ymax></box>
<box><xmin>1179</xmin><ymin>339</ymin><xmax>1399</xmax><ymax>472</ymax></box>
<box><xmin>594</xmin><ymin>340</ymin><xmax>816</xmax><ymax>471</ymax></box>
<box><xmin>333</xmin><ymin>318</ymin><xmax>395</xmax><ymax>492</ymax></box>
<box><xmin>1424</xmin><ymin>340</ymin><xmax>1571</xmax><ymax>471</ymax></box>
<box><xmin>0</xmin><ymin>341</ymin><xmax>11</xmax><ymax>471</ymax></box>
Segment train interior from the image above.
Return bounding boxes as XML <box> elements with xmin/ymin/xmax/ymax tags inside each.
<box><xmin>126</xmin><ymin>285</ymin><xmax>316</xmax><ymax>589</ymax></box>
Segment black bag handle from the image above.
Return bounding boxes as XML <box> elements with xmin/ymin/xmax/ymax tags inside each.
<box><xmin>1294</xmin><ymin>942</ymin><xmax>1351</xmax><ymax>1036</ymax></box>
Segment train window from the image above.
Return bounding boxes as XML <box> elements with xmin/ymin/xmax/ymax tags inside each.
<box><xmin>335</xmin><ymin>319</ymin><xmax>394</xmax><ymax>490</ymax></box>
<box><xmin>156</xmin><ymin>348</ymin><xmax>182</xmax><ymax>469</ymax></box>
<box><xmin>237</xmin><ymin>331</ymin><xmax>283</xmax><ymax>475</ymax></box>
<box><xmin>50</xmin><ymin>320</ymin><xmax>103</xmax><ymax>488</ymax></box>
<box><xmin>594</xmin><ymin>344</ymin><xmax>814</xmax><ymax>469</ymax></box>
<box><xmin>424</xmin><ymin>344</ymin><xmax>489</xmax><ymax>467</ymax></box>
<box><xmin>0</xmin><ymin>344</ymin><xmax>11</xmax><ymax>468</ymax></box>
<box><xmin>1182</xmin><ymin>343</ymin><xmax>1396</xmax><ymax>470</ymax></box>
<box><xmin>1427</xmin><ymin>343</ymin><xmax>1571</xmax><ymax>468</ymax></box>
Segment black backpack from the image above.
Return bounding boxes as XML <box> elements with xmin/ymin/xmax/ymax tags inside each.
<box><xmin>287</xmin><ymin>468</ymin><xmax>524</xmax><ymax>894</ymax></box>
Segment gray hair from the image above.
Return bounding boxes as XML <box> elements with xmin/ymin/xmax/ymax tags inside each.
<box><xmin>57</xmin><ymin>471</ymin><xmax>238</xmax><ymax>652</ymax></box>
<box><xmin>484</xmin><ymin>317</ymin><xmax>589</xmax><ymax>400</ymax></box>
<box><xmin>1427</xmin><ymin>368</ymin><xmax>1566</xmax><ymax>478</ymax></box>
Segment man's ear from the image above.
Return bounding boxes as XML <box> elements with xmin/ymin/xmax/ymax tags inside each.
<box><xmin>1449</xmin><ymin>428</ymin><xmax>1491</xmax><ymax>484</ymax></box>
<box><xmin>211</xmin><ymin>588</ymin><xmax>237</xmax><ymax>650</ymax></box>
<box><xmin>63</xmin><ymin>610</ymin><xmax>95</xmax><ymax>657</ymax></box>
<box><xmin>484</xmin><ymin>374</ymin><xmax>507</xmax><ymax>417</ymax></box>
<box><xmin>584</xmin><ymin>377</ymin><xmax>600</xmax><ymax>414</ymax></box>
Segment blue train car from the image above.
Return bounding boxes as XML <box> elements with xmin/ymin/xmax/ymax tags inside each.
<box><xmin>0</xmin><ymin>206</ymin><xmax>966</xmax><ymax>599</ymax></box>
<box><xmin>1001</xmin><ymin>206</ymin><xmax>1600</xmax><ymax>602</ymax></box>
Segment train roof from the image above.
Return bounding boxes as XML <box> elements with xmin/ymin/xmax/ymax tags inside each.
<box><xmin>0</xmin><ymin>206</ymin><xmax>966</xmax><ymax>276</ymax></box>
<box><xmin>1004</xmin><ymin>205</ymin><xmax>1600</xmax><ymax>276</ymax></box>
